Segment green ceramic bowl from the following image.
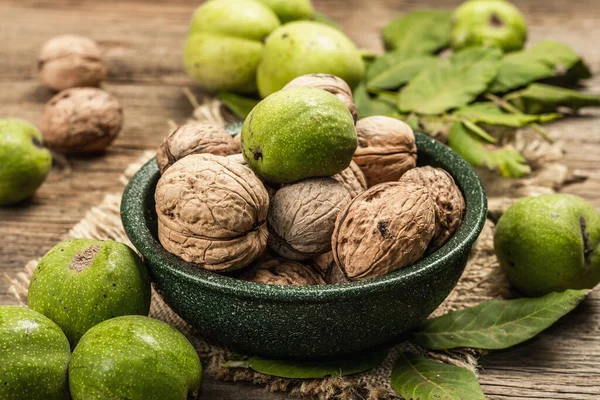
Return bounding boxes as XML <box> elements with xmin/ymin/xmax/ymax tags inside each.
<box><xmin>121</xmin><ymin>131</ymin><xmax>487</xmax><ymax>359</ymax></box>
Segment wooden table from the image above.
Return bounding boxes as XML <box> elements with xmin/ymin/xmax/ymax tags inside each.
<box><xmin>1</xmin><ymin>0</ymin><xmax>599</xmax><ymax>398</ymax></box>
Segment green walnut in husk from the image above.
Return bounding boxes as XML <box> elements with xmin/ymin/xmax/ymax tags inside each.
<box><xmin>256</xmin><ymin>0</ymin><xmax>314</xmax><ymax>23</ymax></box>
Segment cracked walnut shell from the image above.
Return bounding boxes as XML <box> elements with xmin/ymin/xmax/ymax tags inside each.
<box><xmin>400</xmin><ymin>166</ymin><xmax>465</xmax><ymax>251</ymax></box>
<box><xmin>332</xmin><ymin>182</ymin><xmax>436</xmax><ymax>281</ymax></box>
<box><xmin>39</xmin><ymin>35</ymin><xmax>106</xmax><ymax>92</ymax></box>
<box><xmin>353</xmin><ymin>116</ymin><xmax>417</xmax><ymax>187</ymax></box>
<box><xmin>240</xmin><ymin>258</ymin><xmax>325</xmax><ymax>286</ymax></box>
<box><xmin>283</xmin><ymin>74</ymin><xmax>357</xmax><ymax>122</ymax></box>
<box><xmin>155</xmin><ymin>154</ymin><xmax>269</xmax><ymax>272</ymax></box>
<box><xmin>268</xmin><ymin>178</ymin><xmax>351</xmax><ymax>261</ymax></box>
<box><xmin>157</xmin><ymin>122</ymin><xmax>239</xmax><ymax>173</ymax></box>
<box><xmin>39</xmin><ymin>87</ymin><xmax>123</xmax><ymax>154</ymax></box>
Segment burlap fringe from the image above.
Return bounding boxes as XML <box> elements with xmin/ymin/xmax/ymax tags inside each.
<box><xmin>5</xmin><ymin>95</ymin><xmax>580</xmax><ymax>400</ymax></box>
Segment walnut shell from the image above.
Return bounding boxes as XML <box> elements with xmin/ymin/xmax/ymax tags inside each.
<box><xmin>39</xmin><ymin>35</ymin><xmax>106</xmax><ymax>92</ymax></box>
<box><xmin>240</xmin><ymin>258</ymin><xmax>325</xmax><ymax>286</ymax></box>
<box><xmin>332</xmin><ymin>161</ymin><xmax>368</xmax><ymax>198</ymax></box>
<box><xmin>312</xmin><ymin>251</ymin><xmax>334</xmax><ymax>276</ymax></box>
<box><xmin>324</xmin><ymin>261</ymin><xmax>349</xmax><ymax>284</ymax></box>
<box><xmin>353</xmin><ymin>116</ymin><xmax>417</xmax><ymax>187</ymax></box>
<box><xmin>268</xmin><ymin>178</ymin><xmax>351</xmax><ymax>261</ymax></box>
<box><xmin>283</xmin><ymin>74</ymin><xmax>357</xmax><ymax>123</ymax></box>
<box><xmin>400</xmin><ymin>166</ymin><xmax>465</xmax><ymax>251</ymax></box>
<box><xmin>39</xmin><ymin>88</ymin><xmax>122</xmax><ymax>154</ymax></box>
<box><xmin>157</xmin><ymin>123</ymin><xmax>239</xmax><ymax>173</ymax></box>
<box><xmin>332</xmin><ymin>182</ymin><xmax>436</xmax><ymax>281</ymax></box>
<box><xmin>155</xmin><ymin>154</ymin><xmax>269</xmax><ymax>272</ymax></box>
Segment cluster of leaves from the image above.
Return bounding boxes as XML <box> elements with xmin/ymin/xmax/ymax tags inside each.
<box><xmin>224</xmin><ymin>289</ymin><xmax>587</xmax><ymax>399</ymax></box>
<box><xmin>358</xmin><ymin>10</ymin><xmax>600</xmax><ymax>178</ymax></box>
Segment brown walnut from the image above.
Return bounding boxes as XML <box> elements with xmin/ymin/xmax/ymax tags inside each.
<box><xmin>157</xmin><ymin>122</ymin><xmax>239</xmax><ymax>173</ymax></box>
<box><xmin>332</xmin><ymin>161</ymin><xmax>368</xmax><ymax>198</ymax></box>
<box><xmin>268</xmin><ymin>178</ymin><xmax>351</xmax><ymax>261</ymax></box>
<box><xmin>240</xmin><ymin>257</ymin><xmax>325</xmax><ymax>286</ymax></box>
<box><xmin>39</xmin><ymin>87</ymin><xmax>122</xmax><ymax>154</ymax></box>
<box><xmin>353</xmin><ymin>116</ymin><xmax>417</xmax><ymax>187</ymax></box>
<box><xmin>400</xmin><ymin>166</ymin><xmax>465</xmax><ymax>251</ymax></box>
<box><xmin>39</xmin><ymin>35</ymin><xmax>106</xmax><ymax>92</ymax></box>
<box><xmin>155</xmin><ymin>154</ymin><xmax>269</xmax><ymax>272</ymax></box>
<box><xmin>332</xmin><ymin>181</ymin><xmax>436</xmax><ymax>281</ymax></box>
<box><xmin>283</xmin><ymin>74</ymin><xmax>358</xmax><ymax>122</ymax></box>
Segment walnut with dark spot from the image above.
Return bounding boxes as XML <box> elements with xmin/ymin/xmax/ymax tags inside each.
<box><xmin>39</xmin><ymin>35</ymin><xmax>106</xmax><ymax>92</ymax></box>
<box><xmin>39</xmin><ymin>87</ymin><xmax>123</xmax><ymax>154</ymax></box>
<box><xmin>332</xmin><ymin>181</ymin><xmax>436</xmax><ymax>281</ymax></box>
<box><xmin>332</xmin><ymin>161</ymin><xmax>368</xmax><ymax>198</ymax></box>
<box><xmin>400</xmin><ymin>166</ymin><xmax>465</xmax><ymax>251</ymax></box>
<box><xmin>283</xmin><ymin>74</ymin><xmax>358</xmax><ymax>122</ymax></box>
<box><xmin>240</xmin><ymin>257</ymin><xmax>325</xmax><ymax>286</ymax></box>
<box><xmin>155</xmin><ymin>154</ymin><xmax>269</xmax><ymax>272</ymax></box>
<box><xmin>157</xmin><ymin>122</ymin><xmax>239</xmax><ymax>173</ymax></box>
<box><xmin>268</xmin><ymin>178</ymin><xmax>351</xmax><ymax>261</ymax></box>
<box><xmin>353</xmin><ymin>116</ymin><xmax>417</xmax><ymax>187</ymax></box>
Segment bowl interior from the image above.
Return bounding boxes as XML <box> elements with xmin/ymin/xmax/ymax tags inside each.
<box><xmin>121</xmin><ymin>130</ymin><xmax>488</xmax><ymax>301</ymax></box>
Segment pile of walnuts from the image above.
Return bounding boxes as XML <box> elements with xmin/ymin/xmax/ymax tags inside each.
<box><xmin>154</xmin><ymin>74</ymin><xmax>465</xmax><ymax>286</ymax></box>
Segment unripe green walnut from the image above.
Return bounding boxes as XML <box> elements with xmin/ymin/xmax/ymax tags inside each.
<box><xmin>451</xmin><ymin>0</ymin><xmax>527</xmax><ymax>53</ymax></box>
<box><xmin>242</xmin><ymin>87</ymin><xmax>357</xmax><ymax>183</ymax></box>
<box><xmin>0</xmin><ymin>118</ymin><xmax>52</xmax><ymax>205</ymax></box>
<box><xmin>183</xmin><ymin>0</ymin><xmax>280</xmax><ymax>93</ymax></box>
<box><xmin>257</xmin><ymin>21</ymin><xmax>364</xmax><ymax>98</ymax></box>
<box><xmin>256</xmin><ymin>0</ymin><xmax>314</xmax><ymax>23</ymax></box>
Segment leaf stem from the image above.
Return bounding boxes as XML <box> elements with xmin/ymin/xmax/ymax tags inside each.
<box><xmin>484</xmin><ymin>93</ymin><xmax>554</xmax><ymax>143</ymax></box>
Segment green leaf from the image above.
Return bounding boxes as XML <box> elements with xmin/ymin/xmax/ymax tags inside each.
<box><xmin>448</xmin><ymin>121</ymin><xmax>531</xmax><ymax>178</ymax></box>
<box><xmin>366</xmin><ymin>51</ymin><xmax>438</xmax><ymax>90</ymax></box>
<box><xmin>391</xmin><ymin>352</ymin><xmax>485</xmax><ymax>400</ymax></box>
<box><xmin>454</xmin><ymin>102</ymin><xmax>561</xmax><ymax>127</ymax></box>
<box><xmin>398</xmin><ymin>47</ymin><xmax>502</xmax><ymax>115</ymax></box>
<box><xmin>412</xmin><ymin>289</ymin><xmax>588</xmax><ymax>350</ymax></box>
<box><xmin>353</xmin><ymin>84</ymin><xmax>398</xmax><ymax>117</ymax></box>
<box><xmin>218</xmin><ymin>92</ymin><xmax>260</xmax><ymax>119</ymax></box>
<box><xmin>490</xmin><ymin>40</ymin><xmax>584</xmax><ymax>93</ymax></box>
<box><xmin>222</xmin><ymin>348</ymin><xmax>389</xmax><ymax>379</ymax></box>
<box><xmin>507</xmin><ymin>83</ymin><xmax>600</xmax><ymax>114</ymax></box>
<box><xmin>460</xmin><ymin>118</ymin><xmax>497</xmax><ymax>144</ymax></box>
<box><xmin>382</xmin><ymin>10</ymin><xmax>452</xmax><ymax>54</ymax></box>
<box><xmin>354</xmin><ymin>82</ymin><xmax>373</xmax><ymax>118</ymax></box>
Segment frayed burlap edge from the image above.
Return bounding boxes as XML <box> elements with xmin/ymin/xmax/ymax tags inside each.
<box><xmin>5</xmin><ymin>95</ymin><xmax>581</xmax><ymax>400</ymax></box>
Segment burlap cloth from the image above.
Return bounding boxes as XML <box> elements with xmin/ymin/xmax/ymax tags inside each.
<box><xmin>6</xmin><ymin>97</ymin><xmax>585</xmax><ymax>399</ymax></box>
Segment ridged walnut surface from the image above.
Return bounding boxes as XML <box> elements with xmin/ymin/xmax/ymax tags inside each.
<box><xmin>332</xmin><ymin>181</ymin><xmax>436</xmax><ymax>281</ymax></box>
<box><xmin>240</xmin><ymin>258</ymin><xmax>325</xmax><ymax>286</ymax></box>
<box><xmin>283</xmin><ymin>73</ymin><xmax>358</xmax><ymax>123</ymax></box>
<box><xmin>157</xmin><ymin>122</ymin><xmax>240</xmax><ymax>173</ymax></box>
<box><xmin>155</xmin><ymin>154</ymin><xmax>269</xmax><ymax>272</ymax></box>
<box><xmin>353</xmin><ymin>116</ymin><xmax>417</xmax><ymax>186</ymax></box>
<box><xmin>39</xmin><ymin>87</ymin><xmax>122</xmax><ymax>154</ymax></box>
<box><xmin>332</xmin><ymin>161</ymin><xmax>368</xmax><ymax>198</ymax></box>
<box><xmin>268</xmin><ymin>178</ymin><xmax>351</xmax><ymax>261</ymax></box>
<box><xmin>400</xmin><ymin>166</ymin><xmax>465</xmax><ymax>251</ymax></box>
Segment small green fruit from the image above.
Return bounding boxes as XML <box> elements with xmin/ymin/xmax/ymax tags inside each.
<box><xmin>0</xmin><ymin>118</ymin><xmax>52</xmax><ymax>205</ymax></box>
<box><xmin>256</xmin><ymin>0</ymin><xmax>314</xmax><ymax>23</ymax></box>
<box><xmin>242</xmin><ymin>87</ymin><xmax>357</xmax><ymax>183</ymax></box>
<box><xmin>69</xmin><ymin>315</ymin><xmax>202</xmax><ymax>400</ymax></box>
<box><xmin>494</xmin><ymin>194</ymin><xmax>600</xmax><ymax>297</ymax></box>
<box><xmin>451</xmin><ymin>0</ymin><xmax>527</xmax><ymax>53</ymax></box>
<box><xmin>0</xmin><ymin>306</ymin><xmax>70</xmax><ymax>400</ymax></box>
<box><xmin>28</xmin><ymin>239</ymin><xmax>151</xmax><ymax>346</ymax></box>
<box><xmin>184</xmin><ymin>0</ymin><xmax>280</xmax><ymax>93</ymax></box>
<box><xmin>257</xmin><ymin>21</ymin><xmax>364</xmax><ymax>98</ymax></box>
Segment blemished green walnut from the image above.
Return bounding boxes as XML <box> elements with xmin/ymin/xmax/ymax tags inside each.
<box><xmin>183</xmin><ymin>0</ymin><xmax>280</xmax><ymax>93</ymax></box>
<box><xmin>0</xmin><ymin>118</ymin><xmax>52</xmax><ymax>206</ymax></box>
<box><xmin>241</xmin><ymin>87</ymin><xmax>357</xmax><ymax>183</ymax></box>
<box><xmin>494</xmin><ymin>194</ymin><xmax>600</xmax><ymax>297</ymax></box>
<box><xmin>451</xmin><ymin>0</ymin><xmax>527</xmax><ymax>53</ymax></box>
<box><xmin>0</xmin><ymin>306</ymin><xmax>71</xmax><ymax>400</ymax></box>
<box><xmin>256</xmin><ymin>0</ymin><xmax>314</xmax><ymax>23</ymax></box>
<box><xmin>28</xmin><ymin>239</ymin><xmax>151</xmax><ymax>346</ymax></box>
<box><xmin>69</xmin><ymin>316</ymin><xmax>202</xmax><ymax>400</ymax></box>
<box><xmin>257</xmin><ymin>21</ymin><xmax>364</xmax><ymax>98</ymax></box>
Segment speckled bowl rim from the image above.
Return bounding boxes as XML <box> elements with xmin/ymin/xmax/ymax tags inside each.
<box><xmin>122</xmin><ymin>132</ymin><xmax>487</xmax><ymax>302</ymax></box>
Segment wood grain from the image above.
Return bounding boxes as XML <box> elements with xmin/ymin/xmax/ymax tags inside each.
<box><xmin>1</xmin><ymin>0</ymin><xmax>599</xmax><ymax>399</ymax></box>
